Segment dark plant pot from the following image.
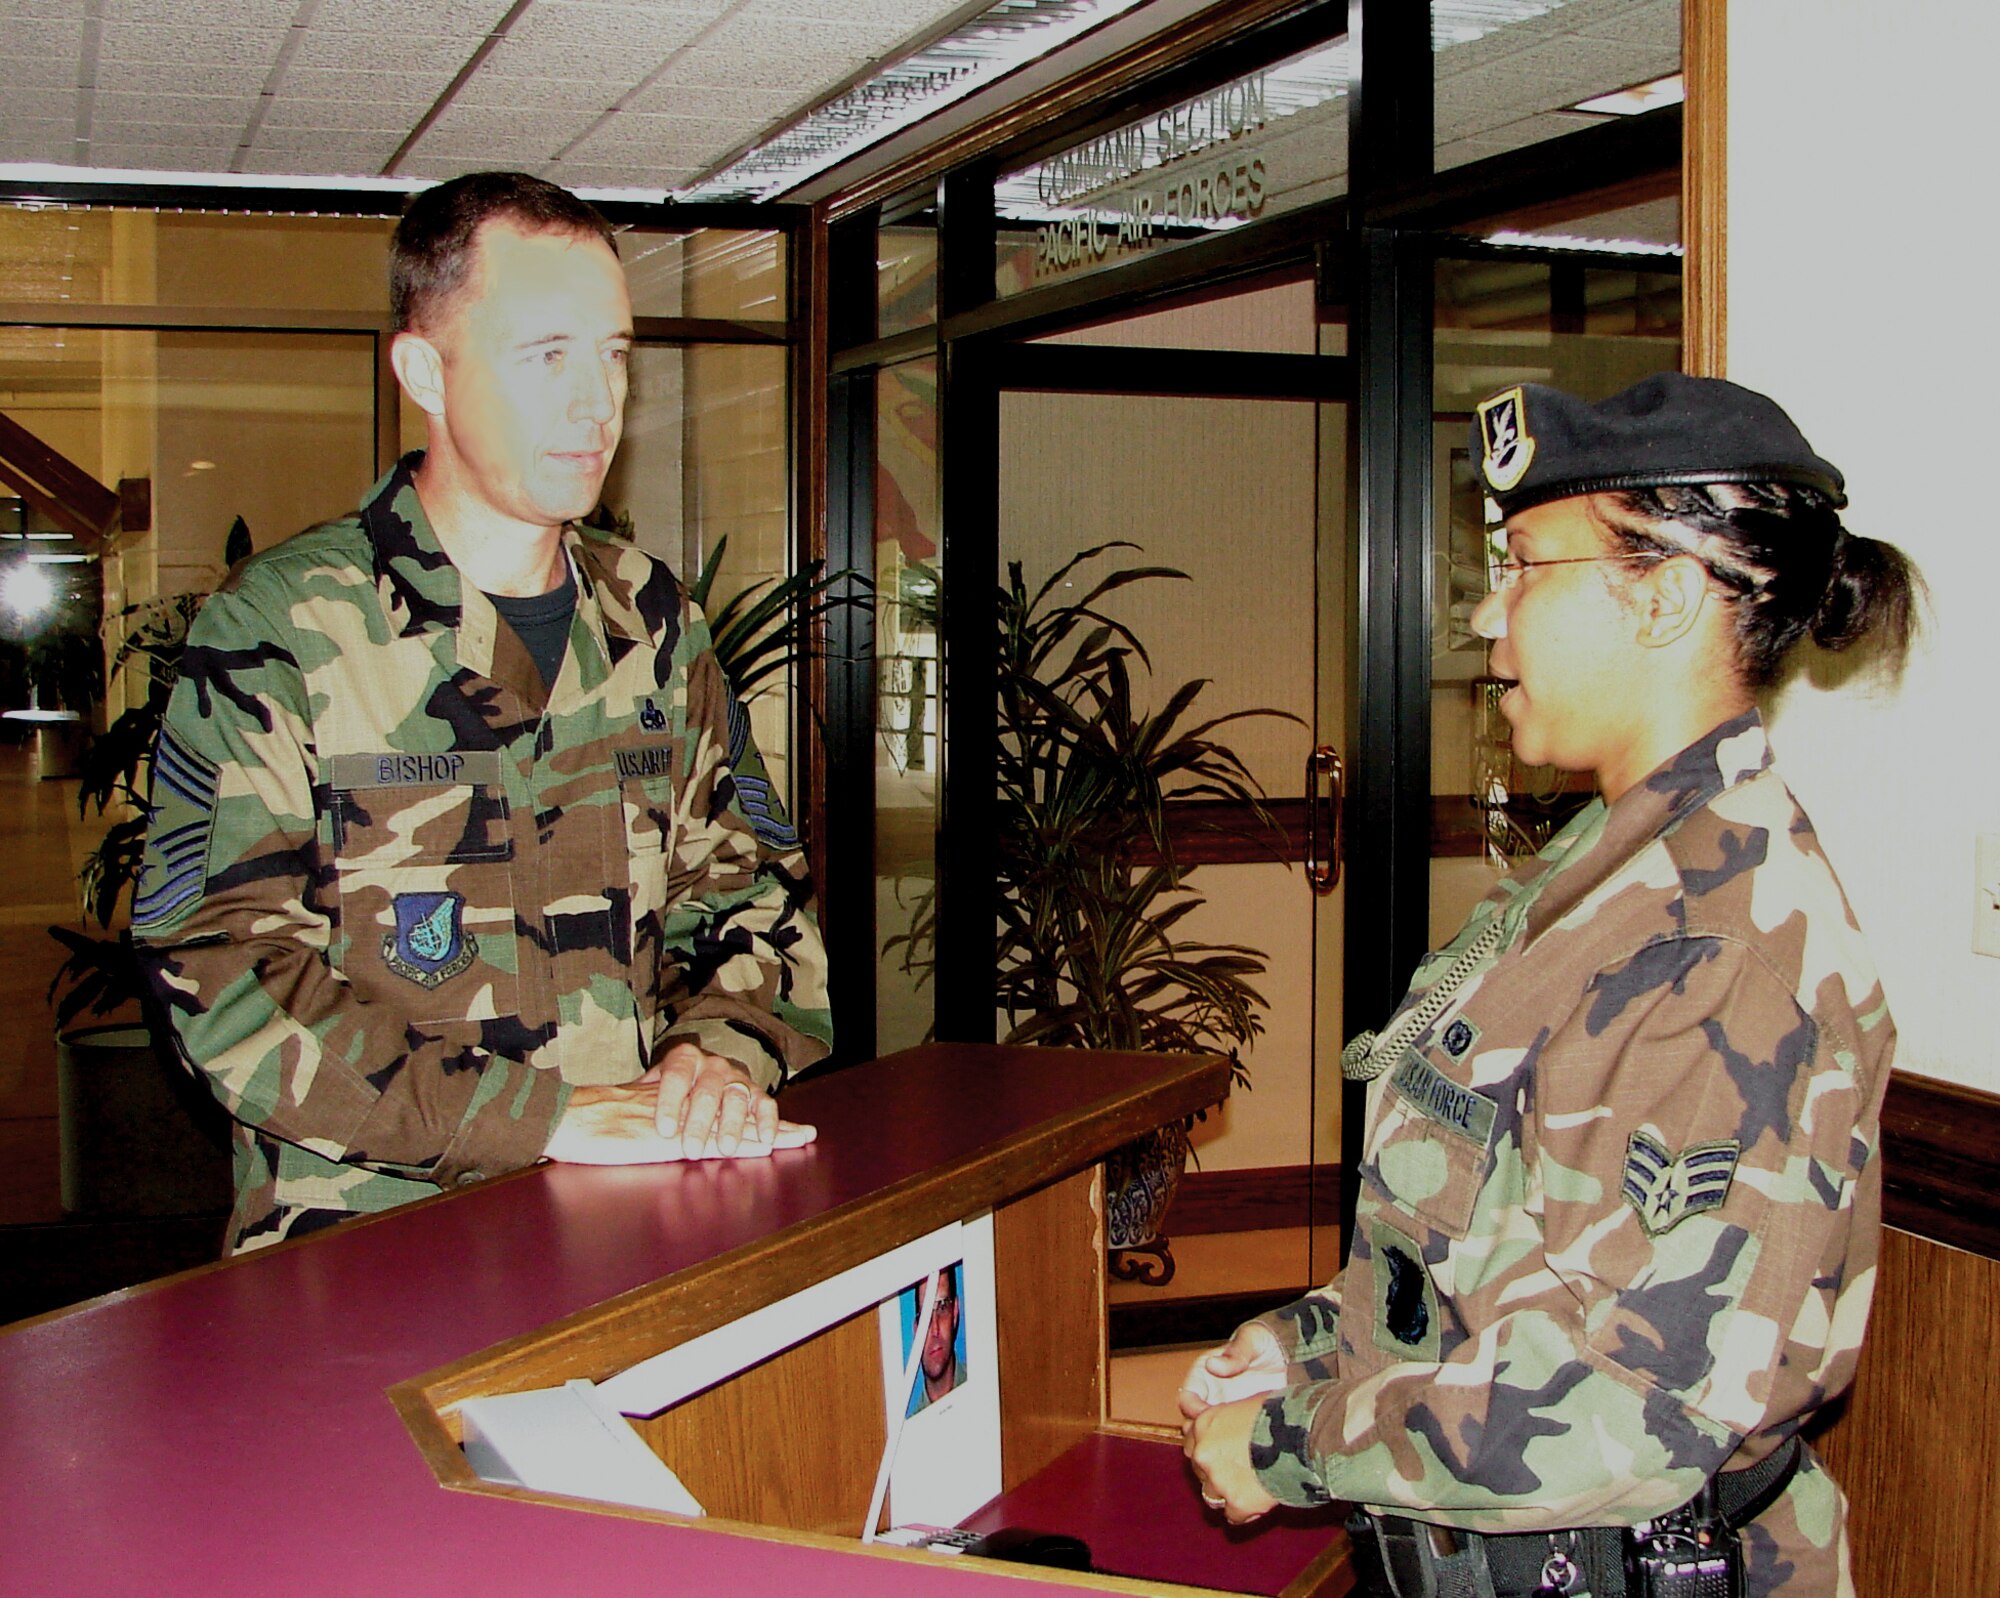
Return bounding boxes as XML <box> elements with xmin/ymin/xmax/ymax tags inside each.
<box><xmin>1103</xmin><ymin>1121</ymin><xmax>1189</xmax><ymax>1249</ymax></box>
<box><xmin>56</xmin><ymin>1023</ymin><xmax>234</xmax><ymax>1218</ymax></box>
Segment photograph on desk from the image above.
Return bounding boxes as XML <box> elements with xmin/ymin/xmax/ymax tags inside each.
<box><xmin>898</xmin><ymin>1263</ymin><xmax>970</xmax><ymax>1417</ymax></box>
<box><xmin>874</xmin><ymin>1218</ymin><xmax>1001</xmax><ymax>1529</ymax></box>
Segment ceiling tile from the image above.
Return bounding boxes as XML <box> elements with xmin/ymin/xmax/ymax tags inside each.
<box><xmin>102</xmin><ymin>0</ymin><xmax>297</xmax><ymax>25</ymax></box>
<box><xmin>550</xmin><ymin>164</ymin><xmax>688</xmax><ymax>191</ymax></box>
<box><xmin>746</xmin><ymin>0</ymin><xmax>966</xmax><ymax>23</ymax></box>
<box><xmin>418</xmin><ymin>104</ymin><xmax>594</xmax><ymax>142</ymax></box>
<box><xmin>259</xmin><ymin>97</ymin><xmax>423</xmax><ymax>132</ymax></box>
<box><xmin>0</xmin><ymin>60</ymin><xmax>80</xmax><ymax>90</ymax></box>
<box><xmin>238</xmin><ymin>151</ymin><xmax>401</xmax><ymax>180</ymax></box>
<box><xmin>646</xmin><ymin>43</ymin><xmax>857</xmax><ymax>95</ymax></box>
<box><xmin>1</xmin><ymin>14</ymin><xmax>79</xmax><ymax>67</ymax></box>
<box><xmin>566</xmin><ymin>111</ymin><xmax>740</xmax><ymax>155</ymax></box>
<box><xmin>0</xmin><ymin>87</ymin><xmax>78</xmax><ymax>118</ymax></box>
<box><xmin>288</xmin><ymin>28</ymin><xmax>484</xmax><ymax>75</ymax></box>
<box><xmin>619</xmin><ymin>81</ymin><xmax>800</xmax><ymax>119</ymax></box>
<box><xmin>1560</xmin><ymin>0</ymin><xmax>1680</xmax><ymax>48</ymax></box>
<box><xmin>82</xmin><ymin>144</ymin><xmax>232</xmax><ymax>171</ymax></box>
<box><xmin>89</xmin><ymin>120</ymin><xmax>238</xmax><ymax>148</ymax></box>
<box><xmin>492</xmin><ymin>2</ymin><xmax>714</xmax><ymax>55</ymax></box>
<box><xmin>96</xmin><ymin>21</ymin><xmax>287</xmax><ymax>68</ymax></box>
<box><xmin>693</xmin><ymin>12</ymin><xmax>916</xmax><ymax>65</ymax></box>
<box><xmin>82</xmin><ymin>60</ymin><xmax>271</xmax><ymax>94</ymax></box>
<box><xmin>276</xmin><ymin>66</ymin><xmax>458</xmax><ymax>103</ymax></box>
<box><xmin>311</xmin><ymin>0</ymin><xmax>514</xmax><ymax>34</ymax></box>
<box><xmin>247</xmin><ymin>126</ymin><xmax>403</xmax><ymax>157</ymax></box>
<box><xmin>449</xmin><ymin>74</ymin><xmax>637</xmax><ymax>109</ymax></box>
<box><xmin>0</xmin><ymin>120</ymin><xmax>78</xmax><ymax>163</ymax></box>
<box><xmin>92</xmin><ymin>90</ymin><xmax>262</xmax><ymax>127</ymax></box>
<box><xmin>0</xmin><ymin>2</ymin><xmax>93</xmax><ymax>19</ymax></box>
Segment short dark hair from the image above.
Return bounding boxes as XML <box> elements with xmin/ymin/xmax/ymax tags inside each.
<box><xmin>1602</xmin><ymin>484</ymin><xmax>1924</xmax><ymax>690</ymax></box>
<box><xmin>391</xmin><ymin>171</ymin><xmax>617</xmax><ymax>333</ymax></box>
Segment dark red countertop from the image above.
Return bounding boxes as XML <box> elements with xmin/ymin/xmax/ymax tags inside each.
<box><xmin>0</xmin><ymin>1044</ymin><xmax>1339</xmax><ymax>1597</ymax></box>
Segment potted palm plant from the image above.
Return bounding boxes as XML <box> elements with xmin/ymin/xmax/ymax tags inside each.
<box><xmin>993</xmin><ymin>543</ymin><xmax>1296</xmax><ymax>1277</ymax></box>
<box><xmin>48</xmin><ymin>517</ymin><xmax>251</xmax><ymax>1217</ymax></box>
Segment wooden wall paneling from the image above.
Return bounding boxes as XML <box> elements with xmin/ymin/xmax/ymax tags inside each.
<box><xmin>633</xmin><ymin>1305</ymin><xmax>887</xmax><ymax>1536</ymax></box>
<box><xmin>1681</xmin><ymin>0</ymin><xmax>1726</xmax><ymax>376</ymax></box>
<box><xmin>995</xmin><ymin>1164</ymin><xmax>1106</xmax><ymax>1490</ymax></box>
<box><xmin>1811</xmin><ymin>1226</ymin><xmax>2000</xmax><ymax>1596</ymax></box>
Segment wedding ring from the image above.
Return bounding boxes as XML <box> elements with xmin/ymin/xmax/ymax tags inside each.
<box><xmin>723</xmin><ymin>1080</ymin><xmax>754</xmax><ymax>1099</ymax></box>
<box><xmin>1202</xmin><ymin>1494</ymin><xmax>1225</xmax><ymax>1510</ymax></box>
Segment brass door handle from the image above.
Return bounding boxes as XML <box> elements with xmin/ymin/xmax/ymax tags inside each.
<box><xmin>1305</xmin><ymin>745</ymin><xmax>1344</xmax><ymax>895</ymax></box>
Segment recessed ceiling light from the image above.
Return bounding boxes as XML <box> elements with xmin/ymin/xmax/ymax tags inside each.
<box><xmin>1572</xmin><ymin>73</ymin><xmax>1684</xmax><ymax>116</ymax></box>
<box><xmin>189</xmin><ymin>460</ymin><xmax>216</xmax><ymax>471</ymax></box>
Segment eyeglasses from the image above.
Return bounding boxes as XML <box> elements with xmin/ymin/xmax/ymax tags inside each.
<box><xmin>1485</xmin><ymin>551</ymin><xmax>1666</xmax><ymax>592</ymax></box>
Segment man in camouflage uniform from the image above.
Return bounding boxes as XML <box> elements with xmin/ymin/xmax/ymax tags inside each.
<box><xmin>1183</xmin><ymin>378</ymin><xmax>1900</xmax><ymax>1596</ymax></box>
<box><xmin>133</xmin><ymin>173</ymin><xmax>831</xmax><ymax>1253</ymax></box>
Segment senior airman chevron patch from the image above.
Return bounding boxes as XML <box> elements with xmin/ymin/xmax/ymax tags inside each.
<box><xmin>1622</xmin><ymin>1128</ymin><xmax>1740</xmax><ymax>1236</ymax></box>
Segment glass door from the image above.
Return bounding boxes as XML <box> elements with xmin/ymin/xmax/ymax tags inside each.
<box><xmin>989</xmin><ymin>275</ymin><xmax>1351</xmax><ymax>1332</ymax></box>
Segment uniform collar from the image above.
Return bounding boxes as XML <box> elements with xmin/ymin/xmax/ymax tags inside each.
<box><xmin>1521</xmin><ymin>708</ymin><xmax>1772</xmax><ymax>944</ymax></box>
<box><xmin>358</xmin><ymin>452</ymin><xmax>657</xmax><ymax>700</ymax></box>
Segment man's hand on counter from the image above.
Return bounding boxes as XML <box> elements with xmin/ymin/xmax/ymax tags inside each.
<box><xmin>543</xmin><ymin>1043</ymin><xmax>817</xmax><ymax>1165</ymax></box>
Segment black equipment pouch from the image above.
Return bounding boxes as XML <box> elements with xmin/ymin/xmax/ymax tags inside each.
<box><xmin>1623</xmin><ymin>1478</ymin><xmax>1740</xmax><ymax>1598</ymax></box>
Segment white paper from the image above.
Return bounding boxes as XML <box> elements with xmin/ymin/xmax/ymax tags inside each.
<box><xmin>872</xmin><ymin>1210</ymin><xmax>1002</xmax><ymax>1530</ymax></box>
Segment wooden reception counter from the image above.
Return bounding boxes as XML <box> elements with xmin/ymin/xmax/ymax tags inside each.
<box><xmin>0</xmin><ymin>1043</ymin><xmax>1353</xmax><ymax>1597</ymax></box>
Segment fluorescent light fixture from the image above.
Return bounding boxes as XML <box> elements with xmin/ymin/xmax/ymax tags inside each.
<box><xmin>1432</xmin><ymin>0</ymin><xmax>1576</xmax><ymax>47</ymax></box>
<box><xmin>28</xmin><ymin>553</ymin><xmax>91</xmax><ymax>565</ymax></box>
<box><xmin>1572</xmin><ymin>73</ymin><xmax>1684</xmax><ymax>117</ymax></box>
<box><xmin>678</xmin><ymin>0</ymin><xmax>1154</xmax><ymax>203</ymax></box>
<box><xmin>1485</xmin><ymin>228</ymin><xmax>1683</xmax><ymax>258</ymax></box>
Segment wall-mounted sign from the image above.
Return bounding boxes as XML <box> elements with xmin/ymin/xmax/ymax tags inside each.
<box><xmin>1010</xmin><ymin>72</ymin><xmax>1275</xmax><ymax>282</ymax></box>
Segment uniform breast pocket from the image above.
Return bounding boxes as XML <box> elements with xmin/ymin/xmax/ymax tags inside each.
<box><xmin>619</xmin><ymin>773</ymin><xmax>676</xmax><ymax>929</ymax></box>
<box><xmin>1362</xmin><ymin>1047</ymin><xmax>1499</xmax><ymax>1240</ymax></box>
<box><xmin>328</xmin><ymin>768</ymin><xmax>519</xmax><ymax>1026</ymax></box>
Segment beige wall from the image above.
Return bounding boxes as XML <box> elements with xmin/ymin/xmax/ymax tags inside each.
<box><xmin>1729</xmin><ymin>1</ymin><xmax>2000</xmax><ymax>1090</ymax></box>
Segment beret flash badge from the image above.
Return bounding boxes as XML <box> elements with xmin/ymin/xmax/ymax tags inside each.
<box><xmin>1476</xmin><ymin>386</ymin><xmax>1536</xmax><ymax>492</ymax></box>
<box><xmin>1622</xmin><ymin>1127</ymin><xmax>1740</xmax><ymax>1236</ymax></box>
<box><xmin>384</xmin><ymin>892</ymin><xmax>477</xmax><ymax>989</ymax></box>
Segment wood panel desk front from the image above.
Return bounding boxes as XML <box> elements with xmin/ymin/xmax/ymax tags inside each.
<box><xmin>0</xmin><ymin>1043</ymin><xmax>1352</xmax><ymax>1598</ymax></box>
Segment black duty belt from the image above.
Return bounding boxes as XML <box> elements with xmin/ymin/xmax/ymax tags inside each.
<box><xmin>1346</xmin><ymin>1435</ymin><xmax>1803</xmax><ymax>1598</ymax></box>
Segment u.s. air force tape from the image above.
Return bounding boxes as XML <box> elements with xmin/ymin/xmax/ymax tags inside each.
<box><xmin>327</xmin><ymin>752</ymin><xmax>503</xmax><ymax>789</ymax></box>
<box><xmin>1388</xmin><ymin>1051</ymin><xmax>1498</xmax><ymax>1149</ymax></box>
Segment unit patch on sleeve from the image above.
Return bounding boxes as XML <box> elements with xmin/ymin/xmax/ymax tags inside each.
<box><xmin>1622</xmin><ymin>1127</ymin><xmax>1741</xmax><ymax>1236</ymax></box>
<box><xmin>1369</xmin><ymin>1219</ymin><xmax>1442</xmax><ymax>1362</ymax></box>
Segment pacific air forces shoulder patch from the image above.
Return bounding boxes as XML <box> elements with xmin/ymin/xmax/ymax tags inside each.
<box><xmin>1622</xmin><ymin>1127</ymin><xmax>1740</xmax><ymax>1236</ymax></box>
<box><xmin>1476</xmin><ymin>385</ymin><xmax>1536</xmax><ymax>493</ymax></box>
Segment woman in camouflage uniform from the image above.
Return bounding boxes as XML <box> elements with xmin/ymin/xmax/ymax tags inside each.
<box><xmin>1181</xmin><ymin>374</ymin><xmax>1921</xmax><ymax>1597</ymax></box>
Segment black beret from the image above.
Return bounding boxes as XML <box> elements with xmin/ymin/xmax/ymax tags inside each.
<box><xmin>1470</xmin><ymin>372</ymin><xmax>1846</xmax><ymax>519</ymax></box>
